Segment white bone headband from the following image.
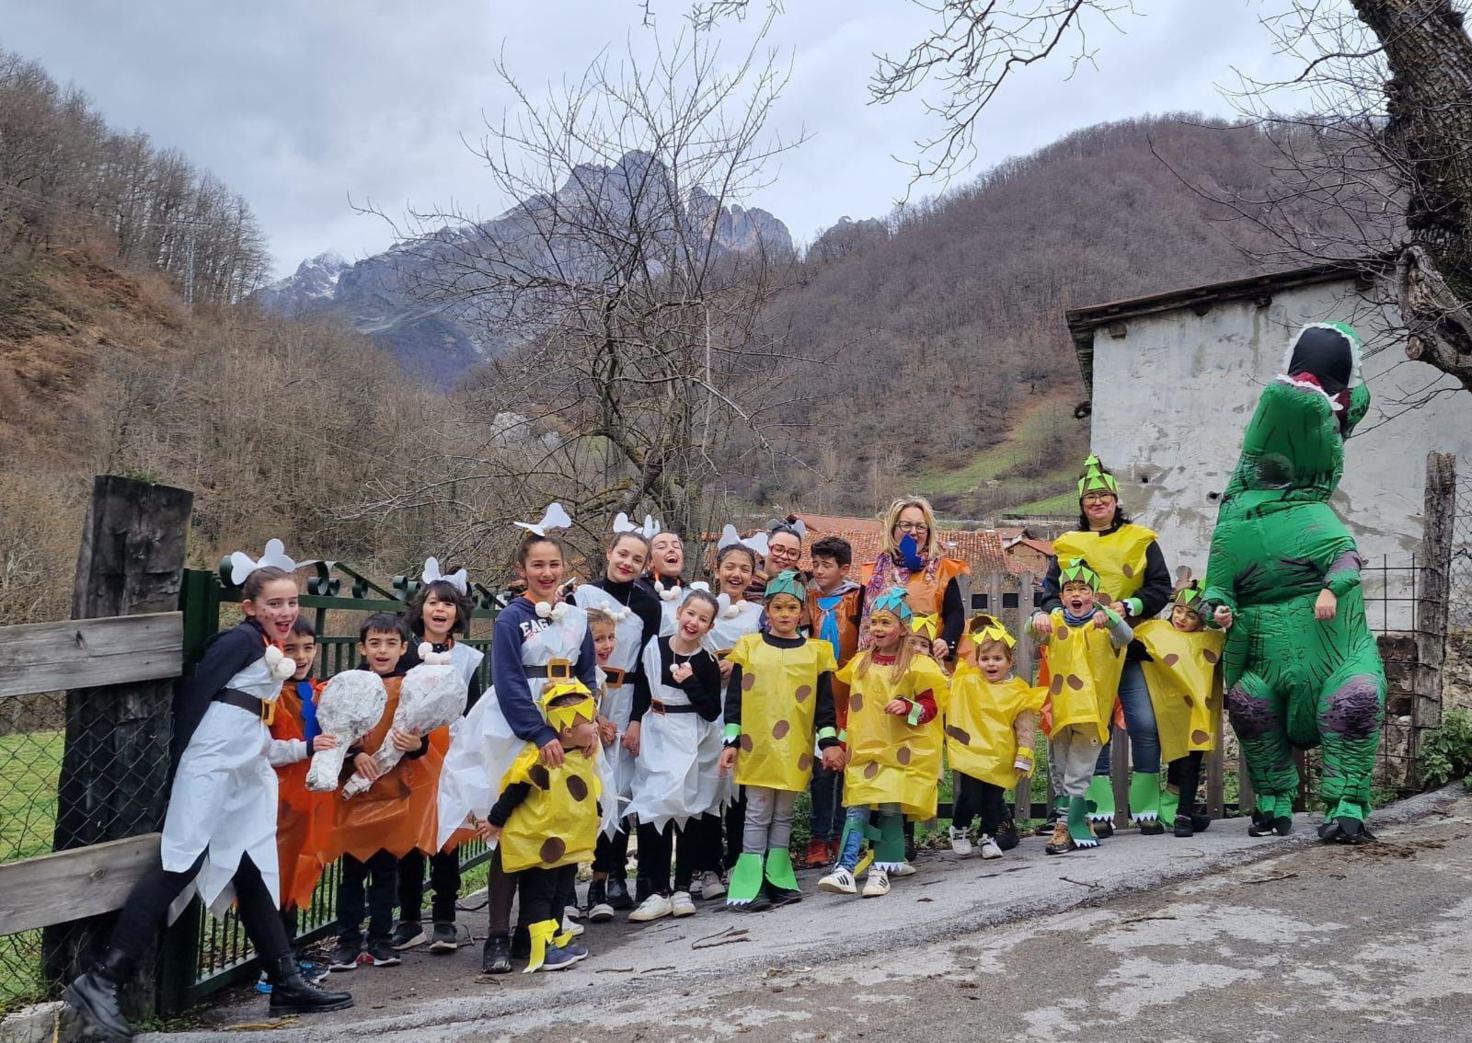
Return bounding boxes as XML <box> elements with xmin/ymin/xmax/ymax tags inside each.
<box><xmin>229</xmin><ymin>539</ymin><xmax>297</xmax><ymax>586</ymax></box>
<box><xmin>613</xmin><ymin>512</ymin><xmax>662</xmax><ymax>539</ymax></box>
<box><xmin>422</xmin><ymin>556</ymin><xmax>469</xmax><ymax>594</ymax></box>
<box><xmin>514</xmin><ymin>502</ymin><xmax>572</xmax><ymax>537</ymax></box>
<box><xmin>718</xmin><ymin>524</ymin><xmax>769</xmax><ymax>558</ymax></box>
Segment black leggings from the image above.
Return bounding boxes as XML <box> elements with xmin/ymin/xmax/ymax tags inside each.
<box><xmin>636</xmin><ymin>814</ymin><xmax>723</xmax><ymax>895</ymax></box>
<box><xmin>952</xmin><ymin>772</ymin><xmax>1010</xmax><ymax>834</ymax></box>
<box><xmin>1167</xmin><ymin>751</ymin><xmax>1206</xmax><ymax>809</ymax></box>
<box><xmin>487</xmin><ymin>847</ymin><xmax>520</xmax><ymax>936</ymax></box>
<box><xmin>109</xmin><ymin>852</ymin><xmax>289</xmax><ymax>970</ymax></box>
<box><xmin>724</xmin><ymin>790</ymin><xmax>746</xmax><ymax>869</ymax></box>
<box><xmin>592</xmin><ymin>825</ymin><xmax>630</xmax><ymax>877</ymax></box>
<box><xmin>397</xmin><ymin>849</ymin><xmax>461</xmax><ymax>924</ymax></box>
<box><xmin>520</xmin><ymin>865</ymin><xmax>576</xmax><ymax>925</ymax></box>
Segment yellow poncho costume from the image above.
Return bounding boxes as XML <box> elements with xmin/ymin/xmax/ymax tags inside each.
<box><xmin>1040</xmin><ymin>607</ymin><xmax>1127</xmax><ymax>745</ymax></box>
<box><xmin>837</xmin><ymin>651</ymin><xmax>950</xmax><ymax>820</ymax></box>
<box><xmin>946</xmin><ymin>665</ymin><xmax>1046</xmax><ymax>790</ymax></box>
<box><xmin>726</xmin><ymin>631</ymin><xmax>837</xmax><ymax>793</ymax></box>
<box><xmin>1134</xmin><ymin>619</ymin><xmax>1225</xmax><ymax>764</ymax></box>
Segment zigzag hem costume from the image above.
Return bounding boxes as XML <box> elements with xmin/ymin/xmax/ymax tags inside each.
<box><xmin>1201</xmin><ymin>322</ymin><xmax>1386</xmax><ymax>843</ymax></box>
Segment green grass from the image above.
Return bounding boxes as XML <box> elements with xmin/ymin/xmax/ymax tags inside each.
<box><xmin>1003</xmin><ymin>489</ymin><xmax>1079</xmax><ymax>517</ymax></box>
<box><xmin>911</xmin><ymin>397</ymin><xmax>1079</xmax><ymax>513</ymax></box>
<box><xmin>0</xmin><ymin>730</ymin><xmax>62</xmax><ymax>862</ymax></box>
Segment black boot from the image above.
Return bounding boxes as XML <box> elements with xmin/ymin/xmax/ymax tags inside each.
<box><xmin>64</xmin><ymin>949</ymin><xmax>135</xmax><ymax>1041</ymax></box>
<box><xmin>510</xmin><ymin>924</ymin><xmax>531</xmax><ymax>959</ymax></box>
<box><xmin>482</xmin><ymin>933</ymin><xmax>512</xmax><ymax>974</ymax></box>
<box><xmin>265</xmin><ymin>955</ymin><xmax>353</xmax><ymax>1016</ymax></box>
<box><xmin>1173</xmin><ymin>815</ymin><xmax>1195</xmax><ymax>838</ymax></box>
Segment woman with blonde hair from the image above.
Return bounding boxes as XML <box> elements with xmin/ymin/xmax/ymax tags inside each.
<box><xmin>858</xmin><ymin>496</ymin><xmax>968</xmax><ymax>664</ymax></box>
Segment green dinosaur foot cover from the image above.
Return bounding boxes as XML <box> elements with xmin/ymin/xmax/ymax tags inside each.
<box><xmin>1085</xmin><ymin>776</ymin><xmax>1115</xmax><ymax>822</ymax></box>
<box><xmin>726</xmin><ymin>852</ymin><xmax>764</xmax><ymax>906</ymax></box>
<box><xmin>1159</xmin><ymin>786</ymin><xmax>1181</xmax><ymax>824</ymax></box>
<box><xmin>1067</xmin><ymin>795</ymin><xmax>1098</xmax><ymax>848</ymax></box>
<box><xmin>1129</xmin><ymin>771</ymin><xmax>1161</xmax><ymax>823</ymax></box>
<box><xmin>763</xmin><ymin>847</ymin><xmax>798</xmax><ymax>890</ymax></box>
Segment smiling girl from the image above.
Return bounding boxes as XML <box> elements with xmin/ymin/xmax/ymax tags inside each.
<box><xmin>65</xmin><ymin>550</ymin><xmax>351</xmax><ymax>1039</ymax></box>
<box><xmin>571</xmin><ymin>530</ymin><xmax>662</xmax><ymax>917</ymax></box>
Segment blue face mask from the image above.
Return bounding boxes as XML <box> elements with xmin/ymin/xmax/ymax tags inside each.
<box><xmin>898</xmin><ymin>533</ymin><xmax>925</xmax><ymax>571</ymax></box>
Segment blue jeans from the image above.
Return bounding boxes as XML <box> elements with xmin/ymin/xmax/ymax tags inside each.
<box><xmin>808</xmin><ymin>762</ymin><xmax>845</xmax><ymax>840</ymax></box>
<box><xmin>1094</xmin><ymin>659</ymin><xmax>1160</xmax><ymax>774</ymax></box>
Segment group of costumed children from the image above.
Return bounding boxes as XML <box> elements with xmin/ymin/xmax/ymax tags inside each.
<box><xmin>63</xmin><ymin>467</ymin><xmax>1234</xmax><ymax>1041</ymax></box>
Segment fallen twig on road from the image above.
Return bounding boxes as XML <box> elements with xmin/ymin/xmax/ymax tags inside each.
<box><xmin>691</xmin><ymin>926</ymin><xmax>752</xmax><ymax>950</ymax></box>
<box><xmin>1119</xmin><ymin>914</ymin><xmax>1178</xmax><ymax>926</ymax></box>
<box><xmin>1059</xmin><ymin>876</ymin><xmax>1103</xmax><ymax>891</ymax></box>
<box><xmin>1241</xmin><ymin>872</ymin><xmax>1299</xmax><ymax>885</ymax></box>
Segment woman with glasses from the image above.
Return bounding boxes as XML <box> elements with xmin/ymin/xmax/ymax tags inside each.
<box><xmin>858</xmin><ymin>497</ymin><xmax>968</xmax><ymax>663</ymax></box>
<box><xmin>1030</xmin><ymin>454</ymin><xmax>1173</xmax><ymax>839</ymax></box>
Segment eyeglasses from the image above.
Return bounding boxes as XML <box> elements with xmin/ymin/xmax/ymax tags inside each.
<box><xmin>768</xmin><ymin>545</ymin><xmax>800</xmax><ymax>561</ymax></box>
<box><xmin>895</xmin><ymin>522</ymin><xmax>930</xmax><ymax>533</ymax></box>
<box><xmin>1081</xmin><ymin>492</ymin><xmax>1115</xmax><ymax>504</ymax></box>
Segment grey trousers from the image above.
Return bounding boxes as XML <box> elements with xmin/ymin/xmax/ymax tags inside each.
<box><xmin>742</xmin><ymin>785</ymin><xmax>798</xmax><ymax>853</ymax></box>
<box><xmin>1052</xmin><ymin>725</ymin><xmax>1103</xmax><ymax>800</ymax></box>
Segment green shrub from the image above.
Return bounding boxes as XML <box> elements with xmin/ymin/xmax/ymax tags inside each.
<box><xmin>1419</xmin><ymin>708</ymin><xmax>1472</xmax><ymax>789</ymax></box>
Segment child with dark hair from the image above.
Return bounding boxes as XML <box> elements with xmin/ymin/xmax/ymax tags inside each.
<box><xmin>261</xmin><ymin>617</ymin><xmax>336</xmax><ymax>990</ymax></box>
<box><xmin>803</xmin><ymin>536</ymin><xmax>863</xmax><ymax>867</ymax></box>
<box><xmin>394</xmin><ymin>566</ymin><xmax>484</xmax><ymax>954</ymax></box>
<box><xmin>64</xmin><ymin>550</ymin><xmax>350</xmax><ymax>1040</ymax></box>
<box><xmin>327</xmin><ymin>613</ymin><xmax>431</xmax><ymax>971</ymax></box>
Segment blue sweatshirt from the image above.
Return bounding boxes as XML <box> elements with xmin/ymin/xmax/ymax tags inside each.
<box><xmin>491</xmin><ymin>597</ymin><xmax>597</xmax><ymax>749</ymax></box>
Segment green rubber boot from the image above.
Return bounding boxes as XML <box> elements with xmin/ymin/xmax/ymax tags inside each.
<box><xmin>763</xmin><ymin>848</ymin><xmax>801</xmax><ymax>906</ymax></box>
<box><xmin>726</xmin><ymin>852</ymin><xmax>764</xmax><ymax>907</ymax></box>
<box><xmin>1067</xmin><ymin>794</ymin><xmax>1097</xmax><ymax>849</ymax></box>
<box><xmin>1130</xmin><ymin>771</ymin><xmax>1163</xmax><ymax>833</ymax></box>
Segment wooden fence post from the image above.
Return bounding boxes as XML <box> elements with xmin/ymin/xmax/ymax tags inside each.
<box><xmin>42</xmin><ymin>477</ymin><xmax>193</xmax><ymax>1006</ymax></box>
<box><xmin>1415</xmin><ymin>453</ymin><xmax>1455</xmax><ymax>748</ymax></box>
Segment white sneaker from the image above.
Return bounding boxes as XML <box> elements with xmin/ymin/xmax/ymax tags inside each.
<box><xmin>698</xmin><ymin>871</ymin><xmax>726</xmax><ymax>901</ymax></box>
<box><xmin>670</xmin><ymin>890</ymin><xmax>697</xmax><ymax>917</ymax></box>
<box><xmin>948</xmin><ymin>825</ymin><xmax>973</xmax><ymax>856</ymax></box>
<box><xmin>587</xmin><ymin>902</ymin><xmax>615</xmax><ymax>923</ymax></box>
<box><xmin>628</xmin><ymin>893</ymin><xmax>673</xmax><ymax>922</ymax></box>
<box><xmin>563</xmin><ymin>904</ymin><xmax>582</xmax><ymax>921</ymax></box>
<box><xmin>818</xmin><ymin>866</ymin><xmax>857</xmax><ymax>894</ymax></box>
<box><xmin>561</xmin><ymin>913</ymin><xmax>585</xmax><ymax>937</ymax></box>
<box><xmin>862</xmin><ymin>868</ymin><xmax>890</xmax><ymax>897</ymax></box>
<box><xmin>978</xmin><ymin>834</ymin><xmax>1003</xmax><ymax>860</ymax></box>
<box><xmin>891</xmin><ymin>862</ymin><xmax>917</xmax><ymax>877</ymax></box>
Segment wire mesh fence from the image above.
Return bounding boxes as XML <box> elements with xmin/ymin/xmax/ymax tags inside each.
<box><xmin>1453</xmin><ymin>468</ymin><xmax>1472</xmax><ymax>631</ymax></box>
<box><xmin>0</xmin><ymin>692</ymin><xmax>66</xmax><ymax>1013</ymax></box>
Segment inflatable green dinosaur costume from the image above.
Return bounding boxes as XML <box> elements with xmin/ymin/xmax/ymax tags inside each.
<box><xmin>1201</xmin><ymin>322</ymin><xmax>1386</xmax><ymax>844</ymax></box>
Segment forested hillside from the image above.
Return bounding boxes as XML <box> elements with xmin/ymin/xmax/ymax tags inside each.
<box><xmin>749</xmin><ymin>116</ymin><xmax>1335</xmax><ymax>519</ymax></box>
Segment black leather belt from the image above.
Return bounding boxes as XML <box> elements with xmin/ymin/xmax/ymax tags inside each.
<box><xmin>649</xmin><ymin>699</ymin><xmax>698</xmax><ymax>715</ymax></box>
<box><xmin>603</xmin><ymin>667</ymin><xmax>628</xmax><ymax>687</ymax></box>
<box><xmin>524</xmin><ymin>658</ymin><xmax>574</xmax><ymax>681</ymax></box>
<box><xmin>214</xmin><ymin>688</ymin><xmax>266</xmax><ymax>718</ymax></box>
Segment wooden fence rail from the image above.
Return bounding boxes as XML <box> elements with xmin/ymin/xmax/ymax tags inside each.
<box><xmin>0</xmin><ymin>612</ymin><xmax>182</xmax><ymax>700</ymax></box>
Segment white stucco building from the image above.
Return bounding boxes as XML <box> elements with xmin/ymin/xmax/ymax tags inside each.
<box><xmin>1066</xmin><ymin>262</ymin><xmax>1472</xmax><ymax>592</ymax></box>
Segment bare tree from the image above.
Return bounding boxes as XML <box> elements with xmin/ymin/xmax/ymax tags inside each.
<box><xmin>687</xmin><ymin>0</ymin><xmax>1472</xmax><ymax>394</ymax></box>
<box><xmin>355</xmin><ymin>23</ymin><xmax>815</xmax><ymax>561</ymax></box>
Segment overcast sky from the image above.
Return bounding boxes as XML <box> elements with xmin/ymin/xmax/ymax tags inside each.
<box><xmin>3</xmin><ymin>1</ymin><xmax>1299</xmax><ymax>279</ymax></box>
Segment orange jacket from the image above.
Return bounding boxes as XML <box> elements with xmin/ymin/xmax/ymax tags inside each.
<box><xmin>271</xmin><ymin>679</ymin><xmax>331</xmax><ymax>910</ymax></box>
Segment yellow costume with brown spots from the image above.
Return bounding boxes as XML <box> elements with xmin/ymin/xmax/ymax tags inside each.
<box><xmin>497</xmin><ymin>745</ymin><xmax>602</xmax><ymax>872</ymax></box>
<box><xmin>836</xmin><ymin>651</ymin><xmax>950</xmax><ymax>820</ymax></box>
<box><xmin>1134</xmin><ymin>620</ymin><xmax>1225</xmax><ymax>764</ymax></box>
<box><xmin>1039</xmin><ymin>608</ymin><xmax>1127</xmax><ymax>745</ymax></box>
<box><xmin>945</xmin><ymin>666</ymin><xmax>1046</xmax><ymax>790</ymax></box>
<box><xmin>1052</xmin><ymin>524</ymin><xmax>1156</xmax><ymax>605</ymax></box>
<box><xmin>727</xmin><ymin>632</ymin><xmax>837</xmax><ymax>793</ymax></box>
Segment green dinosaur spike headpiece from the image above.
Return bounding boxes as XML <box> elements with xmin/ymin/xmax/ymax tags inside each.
<box><xmin>1173</xmin><ymin>579</ymin><xmax>1205</xmax><ymax>611</ymax></box>
<box><xmin>1076</xmin><ymin>453</ymin><xmax>1119</xmax><ymax>498</ymax></box>
<box><xmin>1059</xmin><ymin>557</ymin><xmax>1101</xmax><ymax>592</ymax></box>
<box><xmin>764</xmin><ymin>569</ymin><xmax>806</xmax><ymax>603</ymax></box>
<box><xmin>870</xmin><ymin>586</ymin><xmax>913</xmax><ymax>623</ymax></box>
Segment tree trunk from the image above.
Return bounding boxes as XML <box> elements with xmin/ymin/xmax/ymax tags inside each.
<box><xmin>1352</xmin><ymin>0</ymin><xmax>1472</xmax><ymax>391</ymax></box>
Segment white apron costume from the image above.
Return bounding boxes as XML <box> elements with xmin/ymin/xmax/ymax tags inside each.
<box><xmin>161</xmin><ymin>653</ymin><xmax>280</xmax><ymax>919</ymax></box>
<box><xmin>438</xmin><ymin>603</ymin><xmax>619</xmax><ymax>847</ymax></box>
<box><xmin>447</xmin><ymin>640</ymin><xmax>485</xmax><ymax>687</ymax></box>
<box><xmin>702</xmin><ymin>598</ymin><xmax>763</xmax><ymax>658</ymax></box>
<box><xmin>572</xmin><ymin>584</ymin><xmax>644</xmax><ymax>802</ymax></box>
<box><xmin>626</xmin><ymin>640</ymin><xmax>729</xmax><ymax>831</ymax></box>
<box><xmin>657</xmin><ymin>583</ymin><xmax>684</xmax><ymax>637</ymax></box>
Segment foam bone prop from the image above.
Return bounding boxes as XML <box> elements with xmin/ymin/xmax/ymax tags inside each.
<box><xmin>341</xmin><ymin>645</ymin><xmax>468</xmax><ymax>799</ymax></box>
<box><xmin>422</xmin><ymin>556</ymin><xmax>469</xmax><ymax>594</ymax></box>
<box><xmin>306</xmin><ymin>670</ymin><xmax>389</xmax><ymax>791</ymax></box>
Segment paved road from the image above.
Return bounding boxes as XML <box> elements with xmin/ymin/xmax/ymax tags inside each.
<box><xmin>162</xmin><ymin>786</ymin><xmax>1472</xmax><ymax>1043</ymax></box>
